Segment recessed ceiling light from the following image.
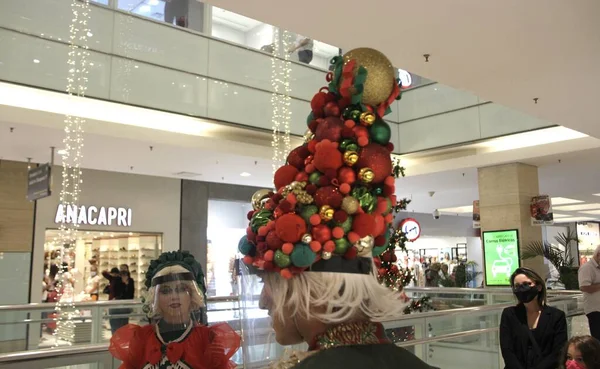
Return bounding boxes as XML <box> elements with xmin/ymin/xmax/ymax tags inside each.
<box><xmin>554</xmin><ymin>203</ymin><xmax>600</xmax><ymax>211</ymax></box>
<box><xmin>240</xmin><ymin>172</ymin><xmax>251</xmax><ymax>177</ymax></box>
<box><xmin>57</xmin><ymin>149</ymin><xmax>67</xmax><ymax>155</ymax></box>
<box><xmin>438</xmin><ymin>205</ymin><xmax>473</xmax><ymax>213</ymax></box>
<box><xmin>33</xmin><ymin>59</ymin><xmax>40</xmax><ymax>64</ymax></box>
<box><xmin>551</xmin><ymin>197</ymin><xmax>583</xmax><ymax>205</ymax></box>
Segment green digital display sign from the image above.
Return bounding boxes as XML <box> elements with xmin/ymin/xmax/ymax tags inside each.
<box><xmin>482</xmin><ymin>229</ymin><xmax>520</xmax><ymax>286</ymax></box>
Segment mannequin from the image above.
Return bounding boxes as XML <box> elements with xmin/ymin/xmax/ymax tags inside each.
<box><xmin>109</xmin><ymin>251</ymin><xmax>240</xmax><ymax>369</ymax></box>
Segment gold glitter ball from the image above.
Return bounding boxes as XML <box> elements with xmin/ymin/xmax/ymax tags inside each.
<box><xmin>358</xmin><ymin>167</ymin><xmax>375</xmax><ymax>183</ymax></box>
<box><xmin>341</xmin><ymin>196</ymin><xmax>359</xmax><ymax>214</ymax></box>
<box><xmin>360</xmin><ymin>112</ymin><xmax>376</xmax><ymax>126</ymax></box>
<box><xmin>343</xmin><ymin>151</ymin><xmax>359</xmax><ymax>166</ymax></box>
<box><xmin>319</xmin><ymin>205</ymin><xmax>335</xmax><ymax>221</ymax></box>
<box><xmin>342</xmin><ymin>48</ymin><xmax>396</xmax><ymax>107</ymax></box>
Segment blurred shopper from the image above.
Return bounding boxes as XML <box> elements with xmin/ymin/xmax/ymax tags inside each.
<box><xmin>103</xmin><ymin>267</ymin><xmax>129</xmax><ymax>334</ymax></box>
<box><xmin>579</xmin><ymin>245</ymin><xmax>600</xmax><ymax>341</ymax></box>
<box><xmin>500</xmin><ymin>267</ymin><xmax>567</xmax><ymax>369</ymax></box>
<box><xmin>85</xmin><ymin>264</ymin><xmax>101</xmax><ymax>301</ymax></box>
<box><xmin>560</xmin><ymin>335</ymin><xmax>600</xmax><ymax>369</ymax></box>
<box><xmin>289</xmin><ymin>35</ymin><xmax>314</xmax><ymax>64</ymax></box>
<box><xmin>164</xmin><ymin>0</ymin><xmax>188</xmax><ymax>28</ymax></box>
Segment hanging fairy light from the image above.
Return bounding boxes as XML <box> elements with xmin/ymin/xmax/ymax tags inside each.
<box><xmin>54</xmin><ymin>0</ymin><xmax>91</xmax><ymax>346</ymax></box>
<box><xmin>269</xmin><ymin>27</ymin><xmax>293</xmax><ymax>174</ymax></box>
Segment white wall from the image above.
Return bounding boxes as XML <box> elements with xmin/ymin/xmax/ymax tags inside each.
<box><xmin>212</xmin><ymin>23</ymin><xmax>245</xmax><ymax>44</ymax></box>
<box><xmin>30</xmin><ymin>168</ymin><xmax>181</xmax><ymax>303</ymax></box>
<box><xmin>245</xmin><ymin>23</ymin><xmax>273</xmax><ymax>50</ymax></box>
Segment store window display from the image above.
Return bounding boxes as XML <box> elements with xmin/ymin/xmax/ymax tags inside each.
<box><xmin>109</xmin><ymin>251</ymin><xmax>240</xmax><ymax>369</ymax></box>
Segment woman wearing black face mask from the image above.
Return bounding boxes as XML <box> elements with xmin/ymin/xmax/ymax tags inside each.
<box><xmin>500</xmin><ymin>267</ymin><xmax>568</xmax><ymax>369</ymax></box>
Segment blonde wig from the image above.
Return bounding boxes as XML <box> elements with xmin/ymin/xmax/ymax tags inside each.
<box><xmin>145</xmin><ymin>265</ymin><xmax>205</xmax><ymax>319</ymax></box>
<box><xmin>262</xmin><ymin>260</ymin><xmax>406</xmax><ymax>324</ymax></box>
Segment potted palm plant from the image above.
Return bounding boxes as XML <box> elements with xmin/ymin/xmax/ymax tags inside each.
<box><xmin>521</xmin><ymin>231</ymin><xmax>579</xmax><ymax>290</ymax></box>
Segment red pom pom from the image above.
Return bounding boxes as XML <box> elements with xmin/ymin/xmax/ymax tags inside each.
<box><xmin>337</xmin><ymin>167</ymin><xmax>356</xmax><ymax>184</ymax></box>
<box><xmin>313</xmin><ymin>146</ymin><xmax>343</xmax><ymax>173</ymax></box>
<box><xmin>286</xmin><ymin>193</ymin><xmax>297</xmax><ymax>206</ymax></box>
<box><xmin>243</xmin><ymin>255</ymin><xmax>254</xmax><ymax>265</ymax></box>
<box><xmin>358</xmin><ymin>136</ymin><xmax>369</xmax><ymax>147</ymax></box>
<box><xmin>390</xmin><ymin>195</ymin><xmax>397</xmax><ymax>205</ymax></box>
<box><xmin>375</xmin><ymin>235</ymin><xmax>387</xmax><ymax>246</ymax></box>
<box><xmin>333</xmin><ymin>210</ymin><xmax>348</xmax><ymax>223</ymax></box>
<box><xmin>352</xmin><ymin>213</ymin><xmax>376</xmax><ymax>238</ymax></box>
<box><xmin>383</xmin><ymin>185</ymin><xmax>395</xmax><ymax>197</ymax></box>
<box><xmin>311</xmin><ymin>91</ymin><xmax>327</xmax><ymax>117</ymax></box>
<box><xmin>314</xmin><ymin>186</ymin><xmax>343</xmax><ymax>208</ymax></box>
<box><xmin>274</xmin><ymin>165</ymin><xmax>299</xmax><ymax>190</ymax></box>
<box><xmin>315</xmin><ymin>117</ymin><xmax>344</xmax><ymax>142</ymax></box>
<box><xmin>287</xmin><ymin>145</ymin><xmax>310</xmax><ymax>169</ymax></box>
<box><xmin>308</xmin><ymin>120</ymin><xmax>319</xmax><ymax>133</ymax></box>
<box><xmin>295</xmin><ymin>172</ymin><xmax>309</xmax><ymax>182</ymax></box>
<box><xmin>282</xmin><ymin>243</ymin><xmax>294</xmax><ymax>255</ymax></box>
<box><xmin>385</xmin><ymin>213</ymin><xmax>394</xmax><ymax>224</ymax></box>
<box><xmin>265</xmin><ymin>200</ymin><xmax>275</xmax><ymax>211</ymax></box>
<box><xmin>275</xmin><ymin>214</ymin><xmax>307</xmax><ymax>243</ymax></box>
<box><xmin>305</xmin><ymin>164</ymin><xmax>316</xmax><ymax>174</ymax></box>
<box><xmin>353</xmin><ymin>125</ymin><xmax>369</xmax><ymax>138</ymax></box>
<box><xmin>357</xmin><ymin>143</ymin><xmax>393</xmax><ymax>184</ymax></box>
<box><xmin>305</xmin><ymin>184</ymin><xmax>317</xmax><ymax>195</ymax></box>
<box><xmin>345</xmin><ymin>120</ymin><xmax>356</xmax><ymax>128</ymax></box>
<box><xmin>307</xmin><ymin>140</ymin><xmax>318</xmax><ymax>154</ymax></box>
<box><xmin>264</xmin><ymin>250</ymin><xmax>274</xmax><ymax>261</ymax></box>
<box><xmin>272</xmin><ymin>193</ymin><xmax>283</xmax><ymax>203</ymax></box>
<box><xmin>341</xmin><ymin>127</ymin><xmax>355</xmax><ymax>138</ymax></box>
<box><xmin>312</xmin><ymin>224</ymin><xmax>332</xmax><ymax>243</ymax></box>
<box><xmin>339</xmin><ymin>183</ymin><xmax>351</xmax><ymax>194</ymax></box>
<box><xmin>267</xmin><ymin>220</ymin><xmax>276</xmax><ymax>230</ymax></box>
<box><xmin>324</xmin><ymin>102</ymin><xmax>340</xmax><ymax>118</ymax></box>
<box><xmin>377</xmin><ymin>199</ymin><xmax>389</xmax><ymax>214</ymax></box>
<box><xmin>258</xmin><ymin>226</ymin><xmax>269</xmax><ymax>237</ymax></box>
<box><xmin>344</xmin><ymin>247</ymin><xmax>358</xmax><ymax>260</ymax></box>
<box><xmin>384</xmin><ymin>176</ymin><xmax>395</xmax><ymax>187</ymax></box>
<box><xmin>324</xmin><ymin>240</ymin><xmax>335</xmax><ymax>252</ymax></box>
<box><xmin>256</xmin><ymin>235</ymin><xmax>266</xmax><ymax>242</ymax></box>
<box><xmin>347</xmin><ymin>232</ymin><xmax>360</xmax><ymax>244</ymax></box>
<box><xmin>280</xmin><ymin>268</ymin><xmax>293</xmax><ymax>279</ymax></box>
<box><xmin>278</xmin><ymin>200</ymin><xmax>293</xmax><ymax>214</ymax></box>
<box><xmin>256</xmin><ymin>242</ymin><xmax>268</xmax><ymax>253</ymax></box>
<box><xmin>266</xmin><ymin>231</ymin><xmax>283</xmax><ymax>250</ymax></box>
<box><xmin>309</xmin><ymin>214</ymin><xmax>322</xmax><ymax>226</ymax></box>
<box><xmin>247</xmin><ymin>211</ymin><xmax>255</xmax><ymax>221</ymax></box>
<box><xmin>373</xmin><ymin>214</ymin><xmax>385</xmax><ymax>237</ymax></box>
<box><xmin>332</xmin><ymin>227</ymin><xmax>345</xmax><ymax>239</ymax></box>
<box><xmin>317</xmin><ymin>176</ymin><xmax>331</xmax><ymax>187</ymax></box>
<box><xmin>310</xmin><ymin>241</ymin><xmax>322</xmax><ymax>252</ymax></box>
<box><xmin>386</xmin><ymin>142</ymin><xmax>395</xmax><ymax>152</ymax></box>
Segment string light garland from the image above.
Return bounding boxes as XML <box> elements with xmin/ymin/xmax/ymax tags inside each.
<box><xmin>269</xmin><ymin>28</ymin><xmax>293</xmax><ymax>174</ymax></box>
<box><xmin>54</xmin><ymin>0</ymin><xmax>91</xmax><ymax>346</ymax></box>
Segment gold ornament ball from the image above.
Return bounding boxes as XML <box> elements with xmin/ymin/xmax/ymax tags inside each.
<box><xmin>358</xmin><ymin>167</ymin><xmax>375</xmax><ymax>183</ymax></box>
<box><xmin>319</xmin><ymin>205</ymin><xmax>335</xmax><ymax>221</ymax></box>
<box><xmin>251</xmin><ymin>189</ymin><xmax>271</xmax><ymax>210</ymax></box>
<box><xmin>341</xmin><ymin>196</ymin><xmax>360</xmax><ymax>214</ymax></box>
<box><xmin>302</xmin><ymin>233</ymin><xmax>313</xmax><ymax>244</ymax></box>
<box><xmin>354</xmin><ymin>235</ymin><xmax>374</xmax><ymax>257</ymax></box>
<box><xmin>342</xmin><ymin>48</ymin><xmax>395</xmax><ymax>107</ymax></box>
<box><xmin>360</xmin><ymin>112</ymin><xmax>376</xmax><ymax>126</ymax></box>
<box><xmin>343</xmin><ymin>151</ymin><xmax>359</xmax><ymax>166</ymax></box>
<box><xmin>322</xmin><ymin>251</ymin><xmax>332</xmax><ymax>260</ymax></box>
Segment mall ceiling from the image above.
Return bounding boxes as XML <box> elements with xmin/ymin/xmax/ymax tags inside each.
<box><xmin>205</xmin><ymin>0</ymin><xmax>600</xmax><ymax>139</ymax></box>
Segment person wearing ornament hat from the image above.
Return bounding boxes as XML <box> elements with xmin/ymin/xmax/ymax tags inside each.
<box><xmin>238</xmin><ymin>48</ymin><xmax>433</xmax><ymax>369</ymax></box>
<box><xmin>109</xmin><ymin>251</ymin><xmax>240</xmax><ymax>369</ymax></box>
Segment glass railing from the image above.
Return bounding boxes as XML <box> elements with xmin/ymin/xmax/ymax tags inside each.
<box><xmin>0</xmin><ymin>292</ymin><xmax>585</xmax><ymax>369</ymax></box>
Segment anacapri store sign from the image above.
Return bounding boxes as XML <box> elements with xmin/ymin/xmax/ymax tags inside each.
<box><xmin>54</xmin><ymin>205</ymin><xmax>132</xmax><ymax>227</ymax></box>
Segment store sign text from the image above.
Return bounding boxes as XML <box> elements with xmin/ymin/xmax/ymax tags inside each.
<box><xmin>54</xmin><ymin>205</ymin><xmax>132</xmax><ymax>227</ymax></box>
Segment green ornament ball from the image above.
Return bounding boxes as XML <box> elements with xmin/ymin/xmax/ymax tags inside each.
<box><xmin>306</xmin><ymin>111</ymin><xmax>315</xmax><ymax>125</ymax></box>
<box><xmin>346</xmin><ymin>143</ymin><xmax>359</xmax><ymax>152</ymax></box>
<box><xmin>369</xmin><ymin>117</ymin><xmax>391</xmax><ymax>145</ymax></box>
<box><xmin>274</xmin><ymin>249</ymin><xmax>291</xmax><ymax>268</ymax></box>
<box><xmin>300</xmin><ymin>205</ymin><xmax>319</xmax><ymax>224</ymax></box>
<box><xmin>309</xmin><ymin>172</ymin><xmax>322</xmax><ymax>185</ymax></box>
<box><xmin>335</xmin><ymin>216</ymin><xmax>353</xmax><ymax>233</ymax></box>
<box><xmin>343</xmin><ymin>105</ymin><xmax>362</xmax><ymax>120</ymax></box>
<box><xmin>372</xmin><ymin>228</ymin><xmax>392</xmax><ymax>256</ymax></box>
<box><xmin>251</xmin><ymin>209</ymin><xmax>272</xmax><ymax>233</ymax></box>
<box><xmin>238</xmin><ymin>236</ymin><xmax>255</xmax><ymax>256</ymax></box>
<box><xmin>340</xmin><ymin>138</ymin><xmax>356</xmax><ymax>151</ymax></box>
<box><xmin>290</xmin><ymin>243</ymin><xmax>317</xmax><ymax>267</ymax></box>
<box><xmin>334</xmin><ymin>238</ymin><xmax>350</xmax><ymax>254</ymax></box>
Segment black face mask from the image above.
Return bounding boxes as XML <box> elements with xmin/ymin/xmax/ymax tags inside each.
<box><xmin>513</xmin><ymin>284</ymin><xmax>539</xmax><ymax>303</ymax></box>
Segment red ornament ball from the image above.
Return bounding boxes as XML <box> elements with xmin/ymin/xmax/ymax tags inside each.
<box><xmin>275</xmin><ymin>214</ymin><xmax>307</xmax><ymax>243</ymax></box>
<box><xmin>307</xmin><ymin>140</ymin><xmax>318</xmax><ymax>154</ymax></box>
<box><xmin>314</xmin><ymin>186</ymin><xmax>343</xmax><ymax>208</ymax></box>
<box><xmin>274</xmin><ymin>165</ymin><xmax>299</xmax><ymax>190</ymax></box>
<box><xmin>338</xmin><ymin>167</ymin><xmax>356</xmax><ymax>184</ymax></box>
<box><xmin>247</xmin><ymin>211</ymin><xmax>255</xmax><ymax>221</ymax></box>
<box><xmin>282</xmin><ymin>243</ymin><xmax>294</xmax><ymax>255</ymax></box>
<box><xmin>313</xmin><ymin>146</ymin><xmax>343</xmax><ymax>173</ymax></box>
<box><xmin>316</xmin><ymin>117</ymin><xmax>344</xmax><ymax>142</ymax></box>
<box><xmin>323</xmin><ymin>240</ymin><xmax>335</xmax><ymax>253</ymax></box>
<box><xmin>373</xmin><ymin>214</ymin><xmax>385</xmax><ymax>237</ymax></box>
<box><xmin>295</xmin><ymin>172</ymin><xmax>309</xmax><ymax>183</ymax></box>
<box><xmin>310</xmin><ymin>241</ymin><xmax>322</xmax><ymax>252</ymax></box>
<box><xmin>312</xmin><ymin>224</ymin><xmax>332</xmax><ymax>244</ymax></box>
<box><xmin>352</xmin><ymin>213</ymin><xmax>376</xmax><ymax>238</ymax></box>
<box><xmin>356</xmin><ymin>143</ymin><xmax>393</xmax><ymax>184</ymax></box>
<box><xmin>339</xmin><ymin>183</ymin><xmax>351</xmax><ymax>194</ymax></box>
<box><xmin>332</xmin><ymin>227</ymin><xmax>345</xmax><ymax>239</ymax></box>
<box><xmin>264</xmin><ymin>250</ymin><xmax>274</xmax><ymax>262</ymax></box>
<box><xmin>287</xmin><ymin>145</ymin><xmax>310</xmax><ymax>169</ymax></box>
<box><xmin>309</xmin><ymin>214</ymin><xmax>322</xmax><ymax>226</ymax></box>
<box><xmin>266</xmin><ymin>231</ymin><xmax>284</xmax><ymax>250</ymax></box>
<box><xmin>311</xmin><ymin>91</ymin><xmax>327</xmax><ymax>117</ymax></box>
<box><xmin>308</xmin><ymin>120</ymin><xmax>319</xmax><ymax>133</ymax></box>
<box><xmin>386</xmin><ymin>142</ymin><xmax>395</xmax><ymax>152</ymax></box>
<box><xmin>347</xmin><ymin>232</ymin><xmax>360</xmax><ymax>244</ymax></box>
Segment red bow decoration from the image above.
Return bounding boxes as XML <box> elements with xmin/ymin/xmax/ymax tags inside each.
<box><xmin>166</xmin><ymin>342</ymin><xmax>185</xmax><ymax>364</ymax></box>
